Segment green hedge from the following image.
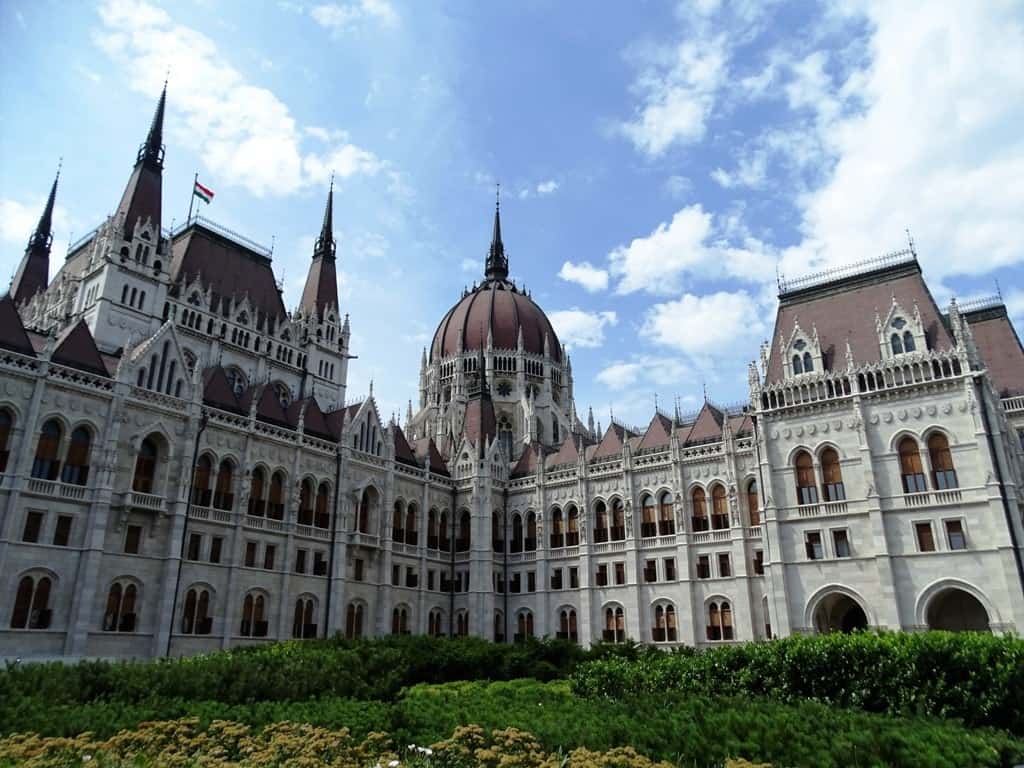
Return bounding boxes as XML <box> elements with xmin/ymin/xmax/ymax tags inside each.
<box><xmin>571</xmin><ymin>630</ymin><xmax>1024</xmax><ymax>733</ymax></box>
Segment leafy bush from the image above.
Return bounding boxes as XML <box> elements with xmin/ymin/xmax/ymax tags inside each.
<box><xmin>570</xmin><ymin>630</ymin><xmax>1024</xmax><ymax>733</ymax></box>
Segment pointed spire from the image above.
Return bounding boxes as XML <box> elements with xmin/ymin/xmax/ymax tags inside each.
<box><xmin>10</xmin><ymin>165</ymin><xmax>59</xmax><ymax>305</ymax></box>
<box><xmin>484</xmin><ymin>185</ymin><xmax>508</xmax><ymax>281</ymax></box>
<box><xmin>139</xmin><ymin>80</ymin><xmax>167</xmax><ymax>169</ymax></box>
<box><xmin>116</xmin><ymin>86</ymin><xmax>166</xmax><ymax>238</ymax></box>
<box><xmin>299</xmin><ymin>180</ymin><xmax>339</xmax><ymax>319</ymax></box>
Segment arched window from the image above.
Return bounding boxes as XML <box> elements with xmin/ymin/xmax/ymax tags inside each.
<box><xmin>795</xmin><ymin>451</ymin><xmax>818</xmax><ymax>505</ymax></box>
<box><xmin>610</xmin><ymin>499</ymin><xmax>625</xmax><ymax>540</ymax></box>
<box><xmin>248</xmin><ymin>468</ymin><xmax>266</xmax><ymax>516</ymax></box>
<box><xmin>192</xmin><ymin>455</ymin><xmax>213</xmax><ymax>506</ymax></box>
<box><xmin>820</xmin><ymin>448</ymin><xmax>845</xmax><ymax>501</ymax></box>
<box><xmin>803</xmin><ymin>352</ymin><xmax>813</xmax><ymax>372</ymax></box>
<box><xmin>641</xmin><ymin>495</ymin><xmax>656</xmax><ymax>538</ymax></box>
<box><xmin>746</xmin><ymin>480</ymin><xmax>760</xmax><ymax>526</ymax></box>
<box><xmin>566</xmin><ymin>505</ymin><xmax>580</xmax><ymax>545</ymax></box>
<box><xmin>516</xmin><ymin>611</ymin><xmax>534</xmax><ymax>641</ymax></box>
<box><xmin>62</xmin><ymin>426</ymin><xmax>92</xmax><ymax>486</ymax></box>
<box><xmin>0</xmin><ymin>409</ymin><xmax>12</xmax><ymax>473</ymax></box>
<box><xmin>103</xmin><ymin>582</ymin><xmax>138</xmax><ymax>632</ymax></box>
<box><xmin>899</xmin><ymin>437</ymin><xmax>927</xmax><ymax>493</ymax></box>
<box><xmin>711</xmin><ymin>485</ymin><xmax>729</xmax><ymax>529</ymax></box>
<box><xmin>10</xmin><ymin>574</ymin><xmax>53</xmax><ymax>629</ymax></box>
<box><xmin>359</xmin><ymin>488</ymin><xmax>376</xmax><ymax>534</ymax></box>
<box><xmin>457</xmin><ymin>510</ymin><xmax>471</xmax><ymax>552</ymax></box>
<box><xmin>456</xmin><ymin>610</ymin><xmax>469</xmax><ymax>636</ymax></box>
<box><xmin>559</xmin><ymin>609</ymin><xmax>578</xmax><ymax>642</ymax></box>
<box><xmin>241</xmin><ymin>593</ymin><xmax>268</xmax><ymax>637</ymax></box>
<box><xmin>792</xmin><ymin>354</ymin><xmax>803</xmax><ymax>374</ymax></box>
<box><xmin>691</xmin><ymin>488</ymin><xmax>708</xmax><ymax>532</ymax></box>
<box><xmin>658</xmin><ymin>492</ymin><xmax>675</xmax><ymax>535</ymax></box>
<box><xmin>439</xmin><ymin>510</ymin><xmax>450</xmax><ymax>551</ymax></box>
<box><xmin>293</xmin><ymin>596</ymin><xmax>317</xmax><ymax>638</ymax></box>
<box><xmin>405</xmin><ymin>503</ymin><xmax>418</xmax><ymax>545</ymax></box>
<box><xmin>525</xmin><ymin>512</ymin><xmax>537</xmax><ymax>551</ymax></box>
<box><xmin>928</xmin><ymin>433</ymin><xmax>958</xmax><ymax>490</ymax></box>
<box><xmin>511</xmin><ymin>513</ymin><xmax>523</xmax><ymax>553</ymax></box>
<box><xmin>392</xmin><ymin>605</ymin><xmax>410</xmax><ymax>635</ymax></box>
<box><xmin>494</xmin><ymin>611</ymin><xmax>505</xmax><ymax>642</ymax></box>
<box><xmin>268</xmin><ymin>472</ymin><xmax>286</xmax><ymax>520</ymax></box>
<box><xmin>891</xmin><ymin>333</ymin><xmax>904</xmax><ymax>355</ymax></box>
<box><xmin>428</xmin><ymin>508</ymin><xmax>439</xmax><ymax>549</ymax></box>
<box><xmin>903</xmin><ymin>331</ymin><xmax>916</xmax><ymax>352</ymax></box>
<box><xmin>298</xmin><ymin>480</ymin><xmax>315</xmax><ymax>527</ymax></box>
<box><xmin>392</xmin><ymin>500</ymin><xmax>405</xmax><ymax>542</ymax></box>
<box><xmin>550</xmin><ymin>508</ymin><xmax>564</xmax><ymax>549</ymax></box>
<box><xmin>214</xmin><ymin>459</ymin><xmax>235</xmax><ymax>510</ymax></box>
<box><xmin>603</xmin><ymin>606</ymin><xmax>625</xmax><ymax>643</ymax></box>
<box><xmin>498</xmin><ymin>416</ymin><xmax>514</xmax><ymax>459</ymax></box>
<box><xmin>225</xmin><ymin>367</ymin><xmax>246</xmax><ymax>396</ymax></box>
<box><xmin>492</xmin><ymin>512</ymin><xmax>503</xmax><ymax>552</ymax></box>
<box><xmin>182</xmin><ymin>587</ymin><xmax>212</xmax><ymax>635</ymax></box>
<box><xmin>707</xmin><ymin>601</ymin><xmax>734</xmax><ymax>641</ymax></box>
<box><xmin>428</xmin><ymin>608</ymin><xmax>443</xmax><ymax>637</ymax></box>
<box><xmin>594</xmin><ymin>501</ymin><xmax>609</xmax><ymax>543</ymax></box>
<box><xmin>315</xmin><ymin>483</ymin><xmax>330</xmax><ymax>529</ymax></box>
<box><xmin>132</xmin><ymin>437</ymin><xmax>158</xmax><ymax>493</ymax></box>
<box><xmin>31</xmin><ymin>419</ymin><xmax>62</xmax><ymax>480</ymax></box>
<box><xmin>653</xmin><ymin>603</ymin><xmax>677</xmax><ymax>642</ymax></box>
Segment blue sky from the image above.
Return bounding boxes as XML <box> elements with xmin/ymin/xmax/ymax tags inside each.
<box><xmin>2</xmin><ymin>0</ymin><xmax>1022</xmax><ymax>428</ymax></box>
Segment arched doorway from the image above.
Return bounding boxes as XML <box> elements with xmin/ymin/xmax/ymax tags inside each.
<box><xmin>813</xmin><ymin>592</ymin><xmax>868</xmax><ymax>633</ymax></box>
<box><xmin>926</xmin><ymin>588</ymin><xmax>989</xmax><ymax>632</ymax></box>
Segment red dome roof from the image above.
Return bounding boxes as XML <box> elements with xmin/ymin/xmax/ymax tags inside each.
<box><xmin>431</xmin><ymin>280</ymin><xmax>562</xmax><ymax>363</ymax></box>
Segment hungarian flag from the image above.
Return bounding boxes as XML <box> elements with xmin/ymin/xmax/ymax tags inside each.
<box><xmin>193</xmin><ymin>180</ymin><xmax>214</xmax><ymax>204</ymax></box>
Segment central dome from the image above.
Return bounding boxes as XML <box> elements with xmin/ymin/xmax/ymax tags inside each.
<box><xmin>431</xmin><ymin>278</ymin><xmax>562</xmax><ymax>362</ymax></box>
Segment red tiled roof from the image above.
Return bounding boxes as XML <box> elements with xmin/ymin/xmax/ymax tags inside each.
<box><xmin>324</xmin><ymin>406</ymin><xmax>347</xmax><ymax>437</ymax></box>
<box><xmin>548</xmin><ymin>433</ymin><xmax>580</xmax><ymax>467</ymax></box>
<box><xmin>415</xmin><ymin>438</ymin><xmax>450</xmax><ymax>476</ymax></box>
<box><xmin>591</xmin><ymin>422</ymin><xmax>631</xmax><ymax>460</ymax></box>
<box><xmin>0</xmin><ymin>296</ymin><xmax>36</xmax><ymax>356</ymax></box>
<box><xmin>728</xmin><ymin>413</ymin><xmax>753</xmax><ymax>436</ymax></box>
<box><xmin>255</xmin><ymin>386</ymin><xmax>291</xmax><ymax>427</ymax></box>
<box><xmin>767</xmin><ymin>260</ymin><xmax>953</xmax><ymax>383</ymax></box>
<box><xmin>203</xmin><ymin>367</ymin><xmax>242</xmax><ymax>412</ymax></box>
<box><xmin>288</xmin><ymin>397</ymin><xmax>334</xmax><ymax>440</ymax></box>
<box><xmin>299</xmin><ymin>255</ymin><xmax>338</xmax><ymax>320</ymax></box>
<box><xmin>170</xmin><ymin>224</ymin><xmax>286</xmax><ymax>323</ymax></box>
<box><xmin>684</xmin><ymin>402</ymin><xmax>723</xmax><ymax>445</ymax></box>
<box><xmin>431</xmin><ymin>280</ymin><xmax>562</xmax><ymax>362</ymax></box>
<box><xmin>463</xmin><ymin>394</ymin><xmax>497</xmax><ymax>454</ymax></box>
<box><xmin>638</xmin><ymin>412</ymin><xmax>673</xmax><ymax>451</ymax></box>
<box><xmin>511</xmin><ymin>442</ymin><xmax>541</xmax><ymax>477</ymax></box>
<box><xmin>392</xmin><ymin>424</ymin><xmax>419</xmax><ymax>467</ymax></box>
<box><xmin>966</xmin><ymin>307</ymin><xmax>1024</xmax><ymax>398</ymax></box>
<box><xmin>51</xmin><ymin>320</ymin><xmax>109</xmax><ymax>377</ymax></box>
<box><xmin>116</xmin><ymin>162</ymin><xmax>162</xmax><ymax>240</ymax></box>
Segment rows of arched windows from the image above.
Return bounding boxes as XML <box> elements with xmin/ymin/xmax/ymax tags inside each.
<box><xmin>193</xmin><ymin>455</ymin><xmax>235</xmax><ymax>510</ymax></box>
<box><xmin>593</xmin><ymin>499</ymin><xmax>626</xmax><ymax>543</ymax></box>
<box><xmin>103</xmin><ymin>581</ymin><xmax>138</xmax><ymax>632</ymax></box>
<box><xmin>691</xmin><ymin>485</ymin><xmax>729</xmax><ymax>531</ymax></box>
<box><xmin>26</xmin><ymin>419</ymin><xmax>94</xmax><ymax>485</ymax></box>
<box><xmin>639</xmin><ymin>492</ymin><xmax>675</xmax><ymax>537</ymax></box>
<box><xmin>549</xmin><ymin>506</ymin><xmax>580</xmax><ymax>548</ymax></box>
<box><xmin>392</xmin><ymin>501</ymin><xmax>419</xmax><ymax>545</ymax></box>
<box><xmin>707</xmin><ymin>601</ymin><xmax>734</xmax><ymax>640</ymax></box>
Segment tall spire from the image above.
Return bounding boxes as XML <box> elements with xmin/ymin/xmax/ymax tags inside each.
<box><xmin>299</xmin><ymin>180</ymin><xmax>339</xmax><ymax>319</ymax></box>
<box><xmin>484</xmin><ymin>184</ymin><xmax>508</xmax><ymax>281</ymax></box>
<box><xmin>9</xmin><ymin>166</ymin><xmax>60</xmax><ymax>305</ymax></box>
<box><xmin>116</xmin><ymin>85</ymin><xmax>166</xmax><ymax>239</ymax></box>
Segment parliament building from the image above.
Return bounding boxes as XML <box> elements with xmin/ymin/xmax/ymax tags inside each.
<box><xmin>2</xmin><ymin>90</ymin><xmax>1023</xmax><ymax>659</ymax></box>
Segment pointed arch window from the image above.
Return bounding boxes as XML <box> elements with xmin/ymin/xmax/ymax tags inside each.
<box><xmin>603</xmin><ymin>606</ymin><xmax>625</xmax><ymax>643</ymax></box>
<box><xmin>405</xmin><ymin>502</ymin><xmax>418</xmax><ymax>545</ymax></box>
<box><xmin>192</xmin><ymin>455</ymin><xmax>213</xmax><ymax>506</ymax></box>
<box><xmin>525</xmin><ymin>512</ymin><xmax>537</xmax><ymax>551</ymax></box>
<box><xmin>511</xmin><ymin>513</ymin><xmax>523</xmax><ymax>553</ymax></box>
<box><xmin>457</xmin><ymin>510</ymin><xmax>471</xmax><ymax>551</ymax></box>
<box><xmin>899</xmin><ymin>437</ymin><xmax>927</xmax><ymax>493</ymax></box>
<box><xmin>132</xmin><ymin>437</ymin><xmax>158</xmax><ymax>493</ymax></box>
<box><xmin>550</xmin><ymin>508</ymin><xmax>564</xmax><ymax>549</ymax></box>
<box><xmin>792</xmin><ymin>354</ymin><xmax>803</xmax><ymax>374</ymax></box>
<box><xmin>494</xmin><ymin>611</ymin><xmax>505</xmax><ymax>642</ymax></box>
<box><xmin>315</xmin><ymin>483</ymin><xmax>330</xmax><ymax>529</ymax></box>
<box><xmin>456</xmin><ymin>610</ymin><xmax>469</xmax><ymax>636</ymax></box>
<box><xmin>439</xmin><ymin>510</ymin><xmax>450</xmax><ymax>551</ymax></box>
<box><xmin>746</xmin><ymin>480</ymin><xmax>760</xmax><ymax>526</ymax></box>
<box><xmin>593</xmin><ymin>501</ymin><xmax>609</xmax><ymax>543</ymax></box>
<box><xmin>62</xmin><ymin>426</ymin><xmax>92</xmax><ymax>486</ymax></box>
<box><xmin>711</xmin><ymin>485</ymin><xmax>729</xmax><ymax>529</ymax></box>
<box><xmin>31</xmin><ymin>419</ymin><xmax>62</xmax><ymax>480</ymax></box>
<box><xmin>928</xmin><ymin>433</ymin><xmax>958</xmax><ymax>490</ymax></box>
<box><xmin>707</xmin><ymin>600</ymin><xmax>733</xmax><ymax>641</ymax></box>
<box><xmin>300</xmin><ymin>480</ymin><xmax>316</xmax><ymax>527</ymax></box>
<box><xmin>795</xmin><ymin>450</ymin><xmax>818</xmax><ymax>505</ymax></box>
<box><xmin>248</xmin><ymin>468</ymin><xmax>266</xmax><ymax>517</ymax></box>
<box><xmin>392</xmin><ymin>605</ymin><xmax>410</xmax><ymax>635</ymax></box>
<box><xmin>516</xmin><ymin>611</ymin><xmax>534</xmax><ymax>641</ymax></box>
<box><xmin>103</xmin><ymin>582</ymin><xmax>138</xmax><ymax>632</ymax></box>
<box><xmin>428</xmin><ymin>608</ymin><xmax>443</xmax><ymax>637</ymax></box>
<box><xmin>392</xmin><ymin>500</ymin><xmax>405</xmax><ymax>543</ymax></box>
<box><xmin>566</xmin><ymin>505</ymin><xmax>580</xmax><ymax>545</ymax></box>
<box><xmin>558</xmin><ymin>609</ymin><xmax>578</xmax><ymax>642</ymax></box>
<box><xmin>640</xmin><ymin>495</ymin><xmax>656</xmax><ymax>538</ymax></box>
<box><xmin>610</xmin><ymin>499</ymin><xmax>625</xmax><ymax>541</ymax></box>
<box><xmin>903</xmin><ymin>331</ymin><xmax>916</xmax><ymax>352</ymax></box>
<box><xmin>0</xmin><ymin>408</ymin><xmax>12</xmax><ymax>474</ymax></box>
<box><xmin>293</xmin><ymin>596</ymin><xmax>317</xmax><ymax>638</ymax></box>
<box><xmin>820</xmin><ymin>448</ymin><xmax>846</xmax><ymax>501</ymax></box>
<box><xmin>653</xmin><ymin>603</ymin><xmax>677</xmax><ymax>642</ymax></box>
<box><xmin>658</xmin><ymin>492</ymin><xmax>675</xmax><ymax>535</ymax></box>
<box><xmin>691</xmin><ymin>488</ymin><xmax>708</xmax><ymax>532</ymax></box>
<box><xmin>803</xmin><ymin>352</ymin><xmax>813</xmax><ymax>372</ymax></box>
<box><xmin>10</xmin><ymin>574</ymin><xmax>52</xmax><ymax>629</ymax></box>
<box><xmin>182</xmin><ymin>587</ymin><xmax>212</xmax><ymax>634</ymax></box>
<box><xmin>358</xmin><ymin>488</ymin><xmax>375</xmax><ymax>535</ymax></box>
<box><xmin>268</xmin><ymin>472</ymin><xmax>286</xmax><ymax>520</ymax></box>
<box><xmin>240</xmin><ymin>593</ymin><xmax>268</xmax><ymax>637</ymax></box>
<box><xmin>891</xmin><ymin>333</ymin><xmax>904</xmax><ymax>355</ymax></box>
<box><xmin>345</xmin><ymin>602</ymin><xmax>364</xmax><ymax>639</ymax></box>
<box><xmin>428</xmin><ymin>508</ymin><xmax>439</xmax><ymax>550</ymax></box>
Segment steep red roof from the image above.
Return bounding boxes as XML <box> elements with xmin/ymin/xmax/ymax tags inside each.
<box><xmin>51</xmin><ymin>321</ymin><xmax>109</xmax><ymax>377</ymax></box>
<box><xmin>203</xmin><ymin>367</ymin><xmax>241</xmax><ymax>412</ymax></box>
<box><xmin>591</xmin><ymin>422</ymin><xmax>631</xmax><ymax>460</ymax></box>
<box><xmin>170</xmin><ymin>223</ymin><xmax>286</xmax><ymax>323</ymax></box>
<box><xmin>324</xmin><ymin>406</ymin><xmax>347</xmax><ymax>437</ymax></box>
<box><xmin>767</xmin><ymin>258</ymin><xmax>953</xmax><ymax>383</ymax></box>
<box><xmin>392</xmin><ymin>424</ymin><xmax>419</xmax><ymax>467</ymax></box>
<box><xmin>728</xmin><ymin>413</ymin><xmax>753</xmax><ymax>437</ymax></box>
<box><xmin>289</xmin><ymin>397</ymin><xmax>334</xmax><ymax>440</ymax></box>
<box><xmin>638</xmin><ymin>412</ymin><xmax>673</xmax><ymax>451</ymax></box>
<box><xmin>415</xmin><ymin>438</ymin><xmax>449</xmax><ymax>476</ymax></box>
<box><xmin>965</xmin><ymin>305</ymin><xmax>1024</xmax><ymax>398</ymax></box>
<box><xmin>511</xmin><ymin>442</ymin><xmax>541</xmax><ymax>477</ymax></box>
<box><xmin>548</xmin><ymin>433</ymin><xmax>580</xmax><ymax>467</ymax></box>
<box><xmin>463</xmin><ymin>394</ymin><xmax>497</xmax><ymax>454</ymax></box>
<box><xmin>0</xmin><ymin>295</ymin><xmax>36</xmax><ymax>356</ymax></box>
<box><xmin>255</xmin><ymin>386</ymin><xmax>291</xmax><ymax>427</ymax></box>
<box><xmin>684</xmin><ymin>402</ymin><xmax>724</xmax><ymax>445</ymax></box>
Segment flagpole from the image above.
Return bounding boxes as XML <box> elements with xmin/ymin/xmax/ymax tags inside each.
<box><xmin>187</xmin><ymin>172</ymin><xmax>197</xmax><ymax>224</ymax></box>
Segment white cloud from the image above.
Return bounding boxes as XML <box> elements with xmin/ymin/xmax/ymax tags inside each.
<box><xmin>95</xmin><ymin>0</ymin><xmax>383</xmax><ymax>197</ymax></box>
<box><xmin>548</xmin><ymin>308</ymin><xmax>618</xmax><ymax>349</ymax></box>
<box><xmin>310</xmin><ymin>0</ymin><xmax>398</xmax><ymax>33</ymax></box>
<box><xmin>710</xmin><ymin>149</ymin><xmax>767</xmax><ymax>189</ymax></box>
<box><xmin>641</xmin><ymin>290</ymin><xmax>766</xmax><ymax>357</ymax></box>
<box><xmin>596</xmin><ymin>355</ymin><xmax>692</xmax><ymax>391</ymax></box>
<box><xmin>608</xmin><ymin>204</ymin><xmax>776</xmax><ymax>295</ymax></box>
<box><xmin>0</xmin><ymin>197</ymin><xmax>71</xmax><ymax>280</ymax></box>
<box><xmin>596</xmin><ymin>361</ymin><xmax>642</xmax><ymax>390</ymax></box>
<box><xmin>536</xmin><ymin>179</ymin><xmax>559</xmax><ymax>195</ymax></box>
<box><xmin>663</xmin><ymin>174</ymin><xmax>692</xmax><ymax>199</ymax></box>
<box><xmin>620</xmin><ymin>36</ymin><xmax>728</xmax><ymax>156</ymax></box>
<box><xmin>558</xmin><ymin>260</ymin><xmax>609</xmax><ymax>293</ymax></box>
